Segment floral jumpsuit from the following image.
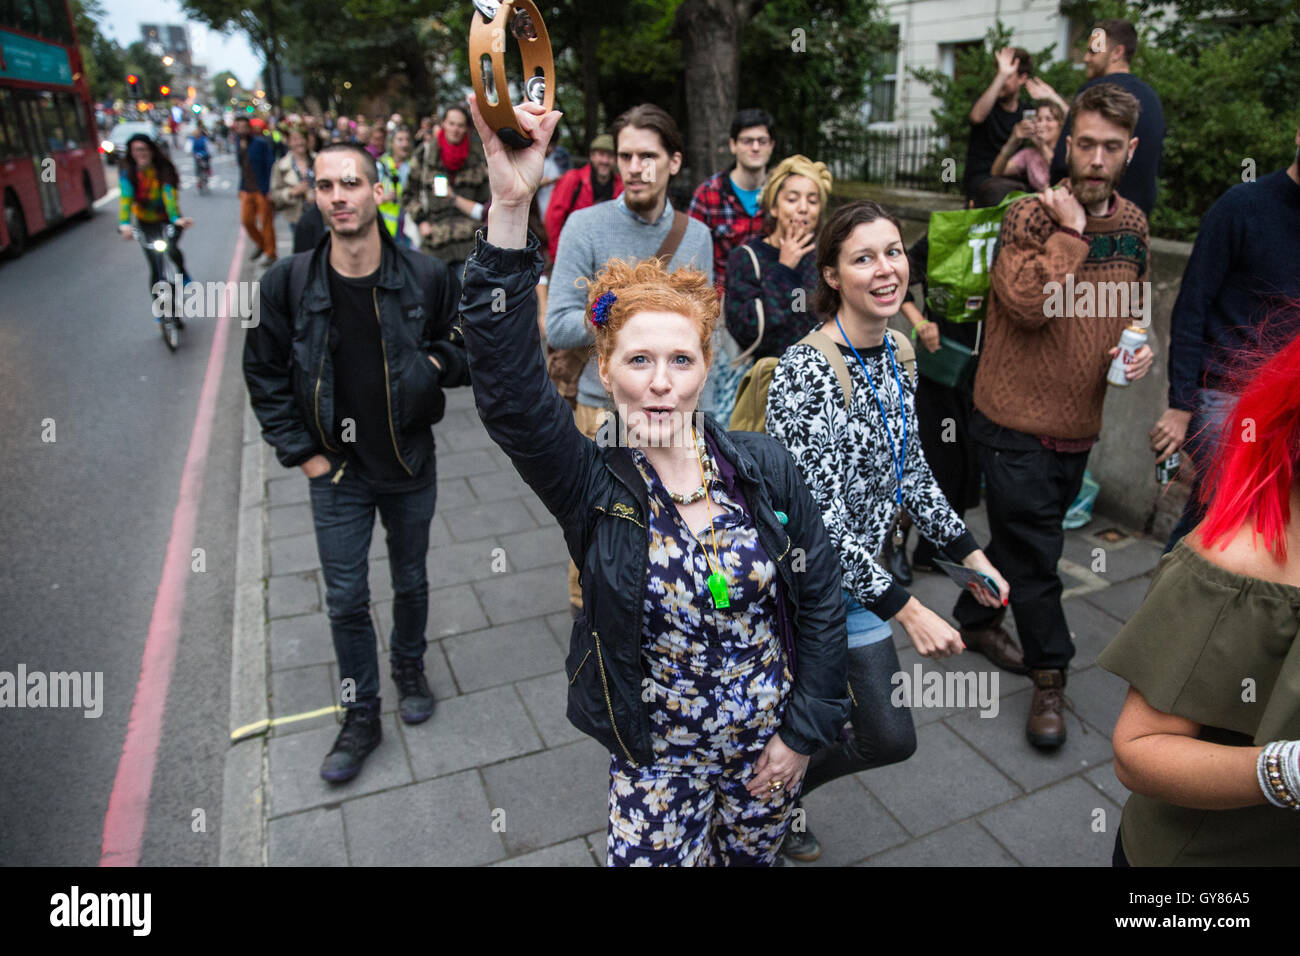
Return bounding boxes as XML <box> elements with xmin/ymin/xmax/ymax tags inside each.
<box><xmin>606</xmin><ymin>437</ymin><xmax>798</xmax><ymax>866</ymax></box>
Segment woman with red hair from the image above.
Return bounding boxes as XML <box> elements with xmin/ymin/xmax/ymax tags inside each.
<box><xmin>1099</xmin><ymin>325</ymin><xmax>1300</xmax><ymax>865</ymax></box>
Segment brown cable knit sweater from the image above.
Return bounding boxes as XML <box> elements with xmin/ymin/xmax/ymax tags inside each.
<box><xmin>973</xmin><ymin>191</ymin><xmax>1149</xmax><ymax>440</ymax></box>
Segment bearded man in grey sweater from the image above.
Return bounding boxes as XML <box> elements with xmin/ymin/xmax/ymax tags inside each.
<box><xmin>544</xmin><ymin>103</ymin><xmax>715</xmax><ymax>613</ymax></box>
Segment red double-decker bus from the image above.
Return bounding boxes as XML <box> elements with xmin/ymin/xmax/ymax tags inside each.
<box><xmin>0</xmin><ymin>0</ymin><xmax>107</xmax><ymax>257</ymax></box>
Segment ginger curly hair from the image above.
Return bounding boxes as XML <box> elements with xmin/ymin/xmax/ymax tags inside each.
<box><xmin>580</xmin><ymin>257</ymin><xmax>718</xmax><ymax>367</ymax></box>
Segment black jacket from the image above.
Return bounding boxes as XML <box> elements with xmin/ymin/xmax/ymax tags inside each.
<box><xmin>243</xmin><ymin>224</ymin><xmax>469</xmax><ymax>478</ymax></box>
<box><xmin>460</xmin><ymin>232</ymin><xmax>850</xmax><ymax>766</ymax></box>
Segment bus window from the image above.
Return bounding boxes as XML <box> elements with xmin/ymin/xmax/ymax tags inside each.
<box><xmin>14</xmin><ymin>0</ymin><xmax>38</xmax><ymax>35</ymax></box>
<box><xmin>36</xmin><ymin>92</ymin><xmax>64</xmax><ymax>152</ymax></box>
<box><xmin>0</xmin><ymin>90</ymin><xmax>13</xmax><ymax>161</ymax></box>
<box><xmin>33</xmin><ymin>0</ymin><xmax>69</xmax><ymax>42</ymax></box>
<box><xmin>56</xmin><ymin>93</ymin><xmax>85</xmax><ymax>147</ymax></box>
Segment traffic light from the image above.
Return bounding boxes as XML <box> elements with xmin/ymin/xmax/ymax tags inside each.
<box><xmin>126</xmin><ymin>74</ymin><xmax>138</xmax><ymax>91</ymax></box>
<box><xmin>160</xmin><ymin>85</ymin><xmax>171</xmax><ymax>97</ymax></box>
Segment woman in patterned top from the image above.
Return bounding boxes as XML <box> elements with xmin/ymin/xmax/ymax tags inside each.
<box><xmin>459</xmin><ymin>96</ymin><xmax>850</xmax><ymax>866</ymax></box>
<box><xmin>117</xmin><ymin>134</ymin><xmax>193</xmax><ymax>294</ymax></box>
<box><xmin>765</xmin><ymin>200</ymin><xmax>1011</xmax><ymax>861</ymax></box>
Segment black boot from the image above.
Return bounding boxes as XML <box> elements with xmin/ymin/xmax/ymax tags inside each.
<box><xmin>911</xmin><ymin>536</ymin><xmax>938</xmax><ymax>573</ymax></box>
<box><xmin>392</xmin><ymin>656</ymin><xmax>436</xmax><ymax>725</ymax></box>
<box><xmin>320</xmin><ymin>697</ymin><xmax>382</xmax><ymax>783</ymax></box>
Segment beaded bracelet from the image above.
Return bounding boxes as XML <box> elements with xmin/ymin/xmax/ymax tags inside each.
<box><xmin>1257</xmin><ymin>740</ymin><xmax>1300</xmax><ymax>809</ymax></box>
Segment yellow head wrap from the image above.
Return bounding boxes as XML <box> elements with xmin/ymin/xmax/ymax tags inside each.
<box><xmin>760</xmin><ymin>154</ymin><xmax>833</xmax><ymax>214</ymax></box>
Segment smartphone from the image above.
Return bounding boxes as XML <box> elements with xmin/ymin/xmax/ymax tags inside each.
<box><xmin>1023</xmin><ymin>108</ymin><xmax>1037</xmax><ymax>121</ymax></box>
<box><xmin>433</xmin><ymin>174</ymin><xmax>450</xmax><ymax>198</ymax></box>
<box><xmin>933</xmin><ymin>559</ymin><xmax>1003</xmax><ymax>603</ymax></box>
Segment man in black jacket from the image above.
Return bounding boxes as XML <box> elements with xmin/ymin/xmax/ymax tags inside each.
<box><xmin>244</xmin><ymin>143</ymin><xmax>469</xmax><ymax>783</ymax></box>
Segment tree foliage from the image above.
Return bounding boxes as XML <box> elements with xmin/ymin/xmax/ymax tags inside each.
<box><xmin>910</xmin><ymin>6</ymin><xmax>1300</xmax><ymax>240</ymax></box>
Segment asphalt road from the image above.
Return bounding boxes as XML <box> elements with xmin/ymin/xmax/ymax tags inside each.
<box><xmin>0</xmin><ymin>150</ymin><xmax>251</xmax><ymax>865</ymax></box>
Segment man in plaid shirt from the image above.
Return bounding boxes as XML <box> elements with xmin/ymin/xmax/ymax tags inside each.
<box><xmin>688</xmin><ymin>108</ymin><xmax>776</xmax><ymax>290</ymax></box>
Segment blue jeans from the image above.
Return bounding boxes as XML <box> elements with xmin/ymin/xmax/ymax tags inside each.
<box><xmin>1165</xmin><ymin>388</ymin><xmax>1235</xmax><ymax>553</ymax></box>
<box><xmin>308</xmin><ymin>467</ymin><xmax>437</xmax><ymax>708</ymax></box>
<box><xmin>843</xmin><ymin>589</ymin><xmax>894</xmax><ymax>649</ymax></box>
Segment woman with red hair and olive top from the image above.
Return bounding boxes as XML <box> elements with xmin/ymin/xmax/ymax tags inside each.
<box><xmin>1099</xmin><ymin>324</ymin><xmax>1300</xmax><ymax>866</ymax></box>
<box><xmin>458</xmin><ymin>95</ymin><xmax>850</xmax><ymax>866</ymax></box>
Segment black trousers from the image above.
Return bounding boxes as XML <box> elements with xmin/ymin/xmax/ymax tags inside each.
<box><xmin>913</xmin><ymin>375</ymin><xmax>980</xmax><ymax>565</ymax></box>
<box><xmin>952</xmin><ymin>416</ymin><xmax>1088</xmax><ymax>671</ymax></box>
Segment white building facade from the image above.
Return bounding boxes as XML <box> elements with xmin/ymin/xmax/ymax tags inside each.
<box><xmin>870</xmin><ymin>0</ymin><xmax>1085</xmax><ymax>128</ymax></box>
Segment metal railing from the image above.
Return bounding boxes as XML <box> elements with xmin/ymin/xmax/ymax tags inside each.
<box><xmin>822</xmin><ymin>126</ymin><xmax>958</xmax><ymax>193</ymax></box>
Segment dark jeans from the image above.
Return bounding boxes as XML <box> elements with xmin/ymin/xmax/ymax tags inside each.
<box><xmin>953</xmin><ymin>420</ymin><xmax>1089</xmax><ymax>671</ymax></box>
<box><xmin>801</xmin><ymin>639</ymin><xmax>918</xmax><ymax>796</ymax></box>
<box><xmin>308</xmin><ymin>466</ymin><xmax>437</xmax><ymax>709</ymax></box>
<box><xmin>1164</xmin><ymin>388</ymin><xmax>1235</xmax><ymax>553</ymax></box>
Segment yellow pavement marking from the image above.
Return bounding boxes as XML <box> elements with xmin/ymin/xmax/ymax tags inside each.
<box><xmin>231</xmin><ymin>704</ymin><xmax>341</xmax><ymax>742</ymax></box>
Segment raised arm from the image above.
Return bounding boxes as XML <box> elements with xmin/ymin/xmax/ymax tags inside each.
<box><xmin>970</xmin><ymin>47</ymin><xmax>1020</xmax><ymax>125</ymax></box>
<box><xmin>459</xmin><ymin>95</ymin><xmax>597</xmax><ymax>532</ymax></box>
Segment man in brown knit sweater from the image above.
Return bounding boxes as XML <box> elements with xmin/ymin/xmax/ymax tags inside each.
<box><xmin>953</xmin><ymin>83</ymin><xmax>1154</xmax><ymax>750</ymax></box>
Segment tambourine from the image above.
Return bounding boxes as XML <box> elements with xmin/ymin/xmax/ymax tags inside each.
<box><xmin>469</xmin><ymin>0</ymin><xmax>555</xmax><ymax>149</ymax></box>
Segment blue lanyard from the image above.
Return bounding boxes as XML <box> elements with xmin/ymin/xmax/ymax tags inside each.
<box><xmin>834</xmin><ymin>315</ymin><xmax>908</xmax><ymax>505</ymax></box>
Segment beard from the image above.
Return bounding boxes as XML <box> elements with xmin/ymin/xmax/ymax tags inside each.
<box><xmin>1069</xmin><ymin>161</ymin><xmax>1123</xmax><ymax>207</ymax></box>
<box><xmin>622</xmin><ymin>183</ymin><xmax>662</xmax><ymax>214</ymax></box>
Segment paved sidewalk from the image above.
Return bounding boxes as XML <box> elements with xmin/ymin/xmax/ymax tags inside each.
<box><xmin>223</xmin><ymin>220</ymin><xmax>1166</xmax><ymax>867</ymax></box>
<box><xmin>231</xmin><ymin>382</ymin><xmax>1166</xmax><ymax>867</ymax></box>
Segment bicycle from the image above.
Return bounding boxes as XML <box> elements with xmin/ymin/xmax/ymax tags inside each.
<box><xmin>131</xmin><ymin>222</ymin><xmax>187</xmax><ymax>351</ymax></box>
<box><xmin>194</xmin><ymin>154</ymin><xmax>212</xmax><ymax>194</ymax></box>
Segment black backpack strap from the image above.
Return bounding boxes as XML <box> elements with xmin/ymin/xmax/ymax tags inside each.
<box><xmin>288</xmin><ymin>251</ymin><xmax>311</xmax><ymax>322</ymax></box>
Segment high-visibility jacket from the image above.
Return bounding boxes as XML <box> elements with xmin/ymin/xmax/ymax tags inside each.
<box><xmin>378</xmin><ymin>153</ymin><xmax>411</xmax><ymax>238</ymax></box>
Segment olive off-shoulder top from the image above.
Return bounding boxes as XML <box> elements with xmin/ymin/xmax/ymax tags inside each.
<box><xmin>1097</xmin><ymin>540</ymin><xmax>1300</xmax><ymax>866</ymax></box>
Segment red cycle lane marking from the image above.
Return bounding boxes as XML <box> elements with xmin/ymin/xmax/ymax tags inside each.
<box><xmin>100</xmin><ymin>229</ymin><xmax>248</xmax><ymax>866</ymax></box>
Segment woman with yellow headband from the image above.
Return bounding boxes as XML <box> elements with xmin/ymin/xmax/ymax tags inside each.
<box><xmin>724</xmin><ymin>155</ymin><xmax>833</xmax><ymax>363</ymax></box>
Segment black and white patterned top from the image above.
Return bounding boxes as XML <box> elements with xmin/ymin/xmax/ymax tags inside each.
<box><xmin>766</xmin><ymin>335</ymin><xmax>978</xmax><ymax>618</ymax></box>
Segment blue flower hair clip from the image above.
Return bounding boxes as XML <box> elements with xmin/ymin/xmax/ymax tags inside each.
<box><xmin>591</xmin><ymin>291</ymin><xmax>617</xmax><ymax>328</ymax></box>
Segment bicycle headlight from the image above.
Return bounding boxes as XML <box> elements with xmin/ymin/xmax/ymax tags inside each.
<box><xmin>152</xmin><ymin>239</ymin><xmax>168</xmax><ymax>252</ymax></box>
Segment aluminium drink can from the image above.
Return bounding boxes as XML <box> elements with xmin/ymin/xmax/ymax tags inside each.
<box><xmin>1107</xmin><ymin>324</ymin><xmax>1148</xmax><ymax>387</ymax></box>
<box><xmin>1156</xmin><ymin>451</ymin><xmax>1181</xmax><ymax>485</ymax></box>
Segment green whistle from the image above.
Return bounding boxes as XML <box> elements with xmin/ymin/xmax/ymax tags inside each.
<box><xmin>707</xmin><ymin>571</ymin><xmax>730</xmax><ymax>609</ymax></box>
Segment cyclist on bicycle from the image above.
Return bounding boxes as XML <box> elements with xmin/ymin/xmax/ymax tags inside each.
<box><xmin>118</xmin><ymin>133</ymin><xmax>193</xmax><ymax>298</ymax></box>
<box><xmin>189</xmin><ymin>123</ymin><xmax>212</xmax><ymax>183</ymax></box>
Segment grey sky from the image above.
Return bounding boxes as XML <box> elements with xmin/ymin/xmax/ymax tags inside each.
<box><xmin>96</xmin><ymin>0</ymin><xmax>264</xmax><ymax>88</ymax></box>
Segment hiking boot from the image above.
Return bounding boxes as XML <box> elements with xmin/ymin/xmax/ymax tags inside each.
<box><xmin>319</xmin><ymin>698</ymin><xmax>382</xmax><ymax>783</ymax></box>
<box><xmin>1026</xmin><ymin>670</ymin><xmax>1067</xmax><ymax>749</ymax></box>
<box><xmin>961</xmin><ymin>624</ymin><xmax>1028</xmax><ymax>675</ymax></box>
<box><xmin>781</xmin><ymin>823</ymin><xmax>822</xmax><ymax>862</ymax></box>
<box><xmin>391</xmin><ymin>656</ymin><xmax>435</xmax><ymax>725</ymax></box>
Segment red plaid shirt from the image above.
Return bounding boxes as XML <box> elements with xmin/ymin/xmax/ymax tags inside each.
<box><xmin>688</xmin><ymin>170</ymin><xmax>766</xmax><ymax>290</ymax></box>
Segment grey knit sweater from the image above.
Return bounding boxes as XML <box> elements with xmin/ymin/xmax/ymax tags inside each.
<box><xmin>544</xmin><ymin>195</ymin><xmax>716</xmax><ymax>413</ymax></box>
